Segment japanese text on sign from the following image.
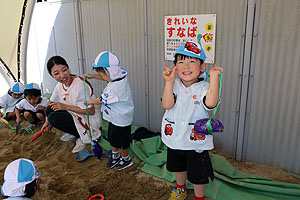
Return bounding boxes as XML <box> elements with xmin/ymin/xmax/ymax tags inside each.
<box><xmin>165</xmin><ymin>14</ymin><xmax>216</xmax><ymax>63</ymax></box>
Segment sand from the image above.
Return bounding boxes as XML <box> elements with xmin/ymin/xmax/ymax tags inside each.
<box><xmin>0</xmin><ymin>120</ymin><xmax>299</xmax><ymax>200</ymax></box>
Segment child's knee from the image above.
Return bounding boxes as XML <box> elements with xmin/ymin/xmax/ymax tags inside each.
<box><xmin>24</xmin><ymin>112</ymin><xmax>32</xmax><ymax>119</ymax></box>
<box><xmin>36</xmin><ymin>113</ymin><xmax>45</xmax><ymax>121</ymax></box>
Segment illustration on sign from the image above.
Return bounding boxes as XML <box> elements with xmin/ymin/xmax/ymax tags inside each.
<box><xmin>165</xmin><ymin>14</ymin><xmax>216</xmax><ymax>64</ymax></box>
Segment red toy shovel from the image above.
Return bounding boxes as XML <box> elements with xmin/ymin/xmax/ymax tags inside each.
<box><xmin>30</xmin><ymin>127</ymin><xmax>47</xmax><ymax>143</ymax></box>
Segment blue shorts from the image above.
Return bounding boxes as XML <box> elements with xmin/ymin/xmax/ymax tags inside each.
<box><xmin>166</xmin><ymin>148</ymin><xmax>214</xmax><ymax>184</ymax></box>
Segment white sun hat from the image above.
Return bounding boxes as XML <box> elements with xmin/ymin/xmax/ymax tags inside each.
<box><xmin>1</xmin><ymin>158</ymin><xmax>40</xmax><ymax>197</ymax></box>
<box><xmin>92</xmin><ymin>51</ymin><xmax>128</xmax><ymax>81</ymax></box>
<box><xmin>10</xmin><ymin>82</ymin><xmax>24</xmax><ymax>94</ymax></box>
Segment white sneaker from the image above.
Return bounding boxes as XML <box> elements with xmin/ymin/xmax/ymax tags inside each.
<box><xmin>72</xmin><ymin>138</ymin><xmax>87</xmax><ymax>153</ymax></box>
<box><xmin>60</xmin><ymin>133</ymin><xmax>76</xmax><ymax>142</ymax></box>
<box><xmin>26</xmin><ymin>123</ymin><xmax>36</xmax><ymax>129</ymax></box>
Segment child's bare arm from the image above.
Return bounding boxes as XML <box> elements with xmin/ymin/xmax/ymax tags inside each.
<box><xmin>86</xmin><ymin>98</ymin><xmax>102</xmax><ymax>105</ymax></box>
<box><xmin>15</xmin><ymin>109</ymin><xmax>22</xmax><ymax>123</ymax></box>
<box><xmin>205</xmin><ymin>65</ymin><xmax>223</xmax><ymax>108</ymax></box>
<box><xmin>83</xmin><ymin>73</ymin><xmax>103</xmax><ymax>80</ymax></box>
<box><xmin>162</xmin><ymin>63</ymin><xmax>176</xmax><ymax>110</ymax></box>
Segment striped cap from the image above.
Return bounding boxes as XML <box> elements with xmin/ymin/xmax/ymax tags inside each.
<box><xmin>1</xmin><ymin>158</ymin><xmax>40</xmax><ymax>197</ymax></box>
<box><xmin>92</xmin><ymin>51</ymin><xmax>127</xmax><ymax>81</ymax></box>
<box><xmin>10</xmin><ymin>82</ymin><xmax>24</xmax><ymax>94</ymax></box>
<box><xmin>24</xmin><ymin>83</ymin><xmax>41</xmax><ymax>91</ymax></box>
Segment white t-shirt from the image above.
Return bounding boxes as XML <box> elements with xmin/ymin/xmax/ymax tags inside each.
<box><xmin>5</xmin><ymin>197</ymin><xmax>31</xmax><ymax>200</ymax></box>
<box><xmin>161</xmin><ymin>78</ymin><xmax>215</xmax><ymax>151</ymax></box>
<box><xmin>101</xmin><ymin>76</ymin><xmax>134</xmax><ymax>127</ymax></box>
<box><xmin>50</xmin><ymin>76</ymin><xmax>102</xmax><ymax>144</ymax></box>
<box><xmin>0</xmin><ymin>92</ymin><xmax>23</xmax><ymax>114</ymax></box>
<box><xmin>16</xmin><ymin>97</ymin><xmax>48</xmax><ymax>112</ymax></box>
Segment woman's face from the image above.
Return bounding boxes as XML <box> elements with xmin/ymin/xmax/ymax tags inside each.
<box><xmin>50</xmin><ymin>64</ymin><xmax>72</xmax><ymax>86</ymax></box>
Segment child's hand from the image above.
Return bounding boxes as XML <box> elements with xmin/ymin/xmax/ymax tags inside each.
<box><xmin>37</xmin><ymin>105</ymin><xmax>45</xmax><ymax>111</ymax></box>
<box><xmin>16</xmin><ymin>117</ymin><xmax>22</xmax><ymax>124</ymax></box>
<box><xmin>163</xmin><ymin>63</ymin><xmax>176</xmax><ymax>82</ymax></box>
<box><xmin>85</xmin><ymin>100</ymin><xmax>93</xmax><ymax>105</ymax></box>
<box><xmin>209</xmin><ymin>65</ymin><xmax>223</xmax><ymax>77</ymax></box>
<box><xmin>83</xmin><ymin>73</ymin><xmax>92</xmax><ymax>79</ymax></box>
<box><xmin>41</xmin><ymin>122</ymin><xmax>52</xmax><ymax>132</ymax></box>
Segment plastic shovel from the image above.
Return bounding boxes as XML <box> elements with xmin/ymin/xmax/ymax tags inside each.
<box><xmin>76</xmin><ymin>150</ymin><xmax>95</xmax><ymax>162</ymax></box>
<box><xmin>0</xmin><ymin>118</ymin><xmax>9</xmax><ymax>125</ymax></box>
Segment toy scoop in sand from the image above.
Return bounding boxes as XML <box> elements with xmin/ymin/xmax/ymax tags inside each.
<box><xmin>76</xmin><ymin>150</ymin><xmax>95</xmax><ymax>162</ymax></box>
<box><xmin>0</xmin><ymin>118</ymin><xmax>9</xmax><ymax>125</ymax></box>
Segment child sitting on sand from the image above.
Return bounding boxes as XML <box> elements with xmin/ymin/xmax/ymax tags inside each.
<box><xmin>1</xmin><ymin>158</ymin><xmax>41</xmax><ymax>199</ymax></box>
<box><xmin>15</xmin><ymin>83</ymin><xmax>48</xmax><ymax>129</ymax></box>
<box><xmin>0</xmin><ymin>82</ymin><xmax>24</xmax><ymax>121</ymax></box>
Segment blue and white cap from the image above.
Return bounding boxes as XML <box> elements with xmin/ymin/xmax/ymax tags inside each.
<box><xmin>10</xmin><ymin>82</ymin><xmax>24</xmax><ymax>94</ymax></box>
<box><xmin>175</xmin><ymin>41</ymin><xmax>206</xmax><ymax>62</ymax></box>
<box><xmin>24</xmin><ymin>83</ymin><xmax>41</xmax><ymax>91</ymax></box>
<box><xmin>1</xmin><ymin>158</ymin><xmax>40</xmax><ymax>197</ymax></box>
<box><xmin>92</xmin><ymin>51</ymin><xmax>128</xmax><ymax>81</ymax></box>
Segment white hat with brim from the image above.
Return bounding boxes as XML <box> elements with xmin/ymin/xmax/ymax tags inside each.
<box><xmin>1</xmin><ymin>158</ymin><xmax>40</xmax><ymax>197</ymax></box>
<box><xmin>92</xmin><ymin>51</ymin><xmax>128</xmax><ymax>81</ymax></box>
<box><xmin>10</xmin><ymin>82</ymin><xmax>24</xmax><ymax>94</ymax></box>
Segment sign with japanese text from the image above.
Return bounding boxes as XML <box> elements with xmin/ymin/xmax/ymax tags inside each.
<box><xmin>165</xmin><ymin>14</ymin><xmax>216</xmax><ymax>63</ymax></box>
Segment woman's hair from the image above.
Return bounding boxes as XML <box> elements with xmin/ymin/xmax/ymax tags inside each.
<box><xmin>47</xmin><ymin>56</ymin><xmax>69</xmax><ymax>75</ymax></box>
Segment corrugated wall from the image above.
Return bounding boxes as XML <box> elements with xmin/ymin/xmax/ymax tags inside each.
<box><xmin>27</xmin><ymin>0</ymin><xmax>300</xmax><ymax>174</ymax></box>
<box><xmin>80</xmin><ymin>0</ymin><xmax>148</xmax><ymax>127</ymax></box>
<box><xmin>243</xmin><ymin>0</ymin><xmax>300</xmax><ymax>174</ymax></box>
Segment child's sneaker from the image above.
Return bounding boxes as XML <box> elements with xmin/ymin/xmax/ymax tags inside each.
<box><xmin>115</xmin><ymin>158</ymin><xmax>133</xmax><ymax>170</ymax></box>
<box><xmin>60</xmin><ymin>133</ymin><xmax>76</xmax><ymax>141</ymax></box>
<box><xmin>168</xmin><ymin>188</ymin><xmax>187</xmax><ymax>200</ymax></box>
<box><xmin>72</xmin><ymin>138</ymin><xmax>86</xmax><ymax>153</ymax></box>
<box><xmin>106</xmin><ymin>156</ymin><xmax>120</xmax><ymax>168</ymax></box>
<box><xmin>26</xmin><ymin>123</ymin><xmax>36</xmax><ymax>129</ymax></box>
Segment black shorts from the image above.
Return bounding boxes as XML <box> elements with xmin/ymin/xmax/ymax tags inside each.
<box><xmin>24</xmin><ymin>110</ymin><xmax>45</xmax><ymax>122</ymax></box>
<box><xmin>108</xmin><ymin>122</ymin><xmax>131</xmax><ymax>149</ymax></box>
<box><xmin>166</xmin><ymin>148</ymin><xmax>214</xmax><ymax>184</ymax></box>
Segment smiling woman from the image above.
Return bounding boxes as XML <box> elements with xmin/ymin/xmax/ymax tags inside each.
<box><xmin>40</xmin><ymin>56</ymin><xmax>102</xmax><ymax>153</ymax></box>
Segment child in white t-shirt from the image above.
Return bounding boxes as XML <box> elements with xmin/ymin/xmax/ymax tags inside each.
<box><xmin>84</xmin><ymin>51</ymin><xmax>134</xmax><ymax>170</ymax></box>
<box><xmin>0</xmin><ymin>82</ymin><xmax>24</xmax><ymax>121</ymax></box>
<box><xmin>15</xmin><ymin>83</ymin><xmax>48</xmax><ymax>128</ymax></box>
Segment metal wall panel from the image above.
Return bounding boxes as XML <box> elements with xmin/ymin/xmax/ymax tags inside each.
<box><xmin>80</xmin><ymin>0</ymin><xmax>147</xmax><ymax>127</ymax></box>
<box><xmin>80</xmin><ymin>0</ymin><xmax>111</xmax><ymax>96</ymax></box>
<box><xmin>147</xmin><ymin>0</ymin><xmax>246</xmax><ymax>156</ymax></box>
<box><xmin>244</xmin><ymin>0</ymin><xmax>300</xmax><ymax>174</ymax></box>
<box><xmin>108</xmin><ymin>0</ymin><xmax>147</xmax><ymax>127</ymax></box>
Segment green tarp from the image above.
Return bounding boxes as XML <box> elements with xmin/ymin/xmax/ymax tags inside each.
<box><xmin>99</xmin><ymin>120</ymin><xmax>300</xmax><ymax>200</ymax></box>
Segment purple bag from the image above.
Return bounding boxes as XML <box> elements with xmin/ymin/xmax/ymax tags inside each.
<box><xmin>194</xmin><ymin>118</ymin><xmax>224</xmax><ymax>135</ymax></box>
